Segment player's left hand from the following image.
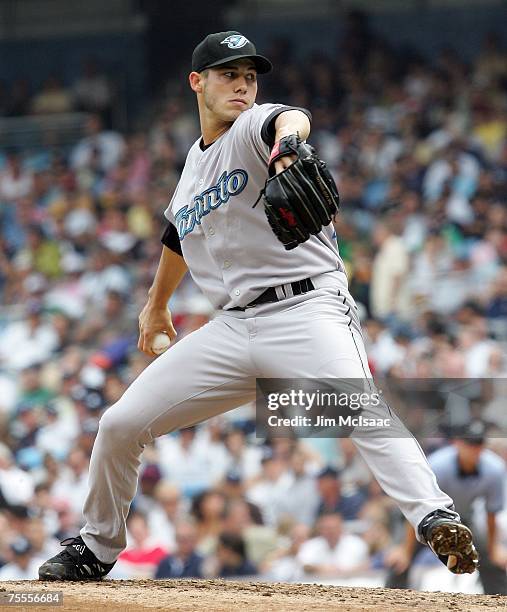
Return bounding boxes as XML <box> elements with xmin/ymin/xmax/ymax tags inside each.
<box><xmin>256</xmin><ymin>134</ymin><xmax>340</xmax><ymax>250</ymax></box>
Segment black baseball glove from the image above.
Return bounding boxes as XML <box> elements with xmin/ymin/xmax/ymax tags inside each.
<box><xmin>253</xmin><ymin>134</ymin><xmax>340</xmax><ymax>250</ymax></box>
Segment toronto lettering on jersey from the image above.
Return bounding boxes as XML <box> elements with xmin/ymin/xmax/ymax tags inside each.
<box><xmin>175</xmin><ymin>169</ymin><xmax>248</xmax><ymax>239</ymax></box>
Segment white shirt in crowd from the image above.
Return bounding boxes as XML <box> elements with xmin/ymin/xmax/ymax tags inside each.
<box><xmin>51</xmin><ymin>468</ymin><xmax>89</xmax><ymax>518</ymax></box>
<box><xmin>156</xmin><ymin>436</ymin><xmax>213</xmax><ymax>495</ymax></box>
<box><xmin>0</xmin><ymin>321</ymin><xmax>59</xmax><ymax>371</ymax></box>
<box><xmin>71</xmin><ymin>131</ymin><xmax>125</xmax><ymax>173</ymax></box>
<box><xmin>0</xmin><ymin>465</ymin><xmax>34</xmax><ymax>505</ymax></box>
<box><xmin>297</xmin><ymin>534</ymin><xmax>369</xmax><ymax>573</ymax></box>
<box><xmin>0</xmin><ymin>168</ymin><xmax>33</xmax><ymax>202</ymax></box>
<box><xmin>246</xmin><ymin>472</ymin><xmax>293</xmax><ymax>527</ymax></box>
<box><xmin>0</xmin><ymin>558</ymin><xmax>40</xmax><ymax>580</ymax></box>
<box><xmin>275</xmin><ymin>473</ymin><xmax>320</xmax><ymax>526</ymax></box>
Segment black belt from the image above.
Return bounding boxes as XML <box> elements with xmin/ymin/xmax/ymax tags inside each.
<box><xmin>228</xmin><ymin>278</ymin><xmax>315</xmax><ymax>311</ymax></box>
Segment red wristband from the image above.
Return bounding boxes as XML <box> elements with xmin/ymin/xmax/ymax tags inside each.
<box><xmin>268</xmin><ymin>141</ymin><xmax>281</xmax><ymax>166</ymax></box>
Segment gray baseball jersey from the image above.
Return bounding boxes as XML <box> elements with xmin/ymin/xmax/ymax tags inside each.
<box><xmin>163</xmin><ymin>103</ymin><xmax>344</xmax><ymax>310</ymax></box>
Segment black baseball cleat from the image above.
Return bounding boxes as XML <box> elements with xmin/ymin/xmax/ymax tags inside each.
<box><xmin>418</xmin><ymin>509</ymin><xmax>479</xmax><ymax>575</ymax></box>
<box><xmin>38</xmin><ymin>536</ymin><xmax>115</xmax><ymax>581</ymax></box>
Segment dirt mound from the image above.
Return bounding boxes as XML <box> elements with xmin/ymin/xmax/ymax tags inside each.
<box><xmin>1</xmin><ymin>579</ymin><xmax>504</xmax><ymax>611</ymax></box>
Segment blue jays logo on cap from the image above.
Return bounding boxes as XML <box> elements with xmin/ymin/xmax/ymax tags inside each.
<box><xmin>192</xmin><ymin>31</ymin><xmax>272</xmax><ymax>73</ymax></box>
<box><xmin>221</xmin><ymin>34</ymin><xmax>249</xmax><ymax>49</ymax></box>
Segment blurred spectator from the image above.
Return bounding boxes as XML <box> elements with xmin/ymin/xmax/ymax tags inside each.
<box><xmin>155</xmin><ymin>521</ymin><xmax>204</xmax><ymax>579</ymax></box>
<box><xmin>157</xmin><ymin>427</ymin><xmax>214</xmax><ymax>496</ymax></box>
<box><xmin>53</xmin><ymin>500</ymin><xmax>78</xmax><ymax>541</ymax></box>
<box><xmin>211</xmin><ymin>532</ymin><xmax>257</xmax><ymax>578</ymax></box>
<box><xmin>51</xmin><ymin>447</ymin><xmax>89</xmax><ymax>518</ymax></box>
<box><xmin>261</xmin><ymin>523</ymin><xmax>310</xmax><ymax>582</ymax></box>
<box><xmin>147</xmin><ymin>481</ymin><xmax>184</xmax><ymax>550</ymax></box>
<box><xmin>191</xmin><ymin>490</ymin><xmax>226</xmax><ymax>556</ymax></box>
<box><xmin>485</xmin><ymin>267</ymin><xmax>507</xmax><ymax>338</ymax></box>
<box><xmin>0</xmin><ymin>537</ymin><xmax>40</xmax><ymax>579</ymax></box>
<box><xmin>222</xmin><ymin>498</ymin><xmax>277</xmax><ymax>567</ymax></box>
<box><xmin>71</xmin><ymin>114</ymin><xmax>125</xmax><ymax>173</ymax></box>
<box><xmin>0</xmin><ymin>305</ymin><xmax>58</xmax><ymax>370</ymax></box>
<box><xmin>370</xmin><ymin>221</ymin><xmax>410</xmax><ymax>321</ymax></box>
<box><xmin>275</xmin><ymin>447</ymin><xmax>320</xmax><ymax>526</ymax></box>
<box><xmin>134</xmin><ymin>464</ymin><xmax>163</xmax><ymax>516</ymax></box>
<box><xmin>25</xmin><ymin>516</ymin><xmax>59</xmax><ymax>565</ymax></box>
<box><xmin>297</xmin><ymin>513</ymin><xmax>369</xmax><ymax>578</ymax></box>
<box><xmin>0</xmin><ymin>443</ymin><xmax>34</xmax><ymax>506</ymax></box>
<box><xmin>222</xmin><ymin>427</ymin><xmax>263</xmax><ymax>481</ymax></box>
<box><xmin>31</xmin><ymin>77</ymin><xmax>73</xmax><ymax>115</ymax></box>
<box><xmin>72</xmin><ymin>58</ymin><xmax>113</xmax><ymax>124</ymax></box>
<box><xmin>114</xmin><ymin>510</ymin><xmax>167</xmax><ymax>578</ymax></box>
<box><xmin>364</xmin><ymin>319</ymin><xmax>406</xmax><ymax>375</ymax></box>
<box><xmin>315</xmin><ymin>466</ymin><xmax>367</xmax><ymax>521</ymax></box>
<box><xmin>4</xmin><ymin>78</ymin><xmax>31</xmax><ymax>116</ymax></box>
<box><xmin>32</xmin><ymin>482</ymin><xmax>60</xmax><ymax>539</ymax></box>
<box><xmin>0</xmin><ymin>152</ymin><xmax>33</xmax><ymax>202</ymax></box>
<box><xmin>18</xmin><ymin>225</ymin><xmax>62</xmax><ymax>279</ymax></box>
<box><xmin>458</xmin><ymin>317</ymin><xmax>499</xmax><ymax>377</ymax></box>
<box><xmin>79</xmin><ymin>245</ymin><xmax>131</xmax><ymax>307</ymax></box>
<box><xmin>75</xmin><ymin>418</ymin><xmax>99</xmax><ymax>456</ymax></box>
<box><xmin>246</xmin><ymin>447</ymin><xmax>291</xmax><ymax>526</ymax></box>
<box><xmin>339</xmin><ymin>439</ymin><xmax>372</xmax><ymax>494</ymax></box>
<box><xmin>218</xmin><ymin>470</ymin><xmax>245</xmax><ymax>501</ymax></box>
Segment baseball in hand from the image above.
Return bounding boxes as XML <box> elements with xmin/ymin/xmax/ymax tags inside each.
<box><xmin>151</xmin><ymin>332</ymin><xmax>171</xmax><ymax>355</ymax></box>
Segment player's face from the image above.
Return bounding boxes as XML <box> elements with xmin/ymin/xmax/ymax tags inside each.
<box><xmin>456</xmin><ymin>440</ymin><xmax>483</xmax><ymax>469</ymax></box>
<box><xmin>201</xmin><ymin>60</ymin><xmax>257</xmax><ymax>122</ymax></box>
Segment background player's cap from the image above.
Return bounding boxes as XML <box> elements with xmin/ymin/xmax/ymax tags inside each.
<box><xmin>192</xmin><ymin>31</ymin><xmax>272</xmax><ymax>74</ymax></box>
<box><xmin>455</xmin><ymin>419</ymin><xmax>488</xmax><ymax>445</ymax></box>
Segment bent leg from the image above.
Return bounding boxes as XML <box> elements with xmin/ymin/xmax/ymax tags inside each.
<box><xmin>256</xmin><ymin>285</ymin><xmax>454</xmax><ymax>534</ymax></box>
<box><xmin>81</xmin><ymin>317</ymin><xmax>255</xmax><ymax>563</ymax></box>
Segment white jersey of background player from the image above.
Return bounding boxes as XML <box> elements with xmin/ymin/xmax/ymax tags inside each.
<box><xmin>38</xmin><ymin>30</ymin><xmax>478</xmax><ymax>582</ymax></box>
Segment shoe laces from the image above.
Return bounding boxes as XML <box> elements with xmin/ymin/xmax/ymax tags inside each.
<box><xmin>58</xmin><ymin>536</ymin><xmax>87</xmax><ymax>562</ymax></box>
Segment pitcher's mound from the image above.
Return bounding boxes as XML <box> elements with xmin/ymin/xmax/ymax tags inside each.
<box><xmin>1</xmin><ymin>579</ymin><xmax>504</xmax><ymax>611</ymax></box>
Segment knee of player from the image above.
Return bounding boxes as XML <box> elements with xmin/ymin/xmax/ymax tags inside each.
<box><xmin>98</xmin><ymin>404</ymin><xmax>138</xmax><ymax>447</ymax></box>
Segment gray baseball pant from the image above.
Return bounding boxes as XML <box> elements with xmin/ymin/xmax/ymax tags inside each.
<box><xmin>80</xmin><ymin>272</ymin><xmax>453</xmax><ymax>563</ymax></box>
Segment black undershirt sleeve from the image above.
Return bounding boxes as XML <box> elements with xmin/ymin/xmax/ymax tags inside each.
<box><xmin>260</xmin><ymin>106</ymin><xmax>312</xmax><ymax>148</ymax></box>
<box><xmin>161</xmin><ymin>223</ymin><xmax>183</xmax><ymax>256</ymax></box>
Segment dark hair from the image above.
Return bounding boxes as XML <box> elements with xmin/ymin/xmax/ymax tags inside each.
<box><xmin>247</xmin><ymin>501</ymin><xmax>263</xmax><ymax>525</ymax></box>
<box><xmin>219</xmin><ymin>532</ymin><xmax>246</xmax><ymax>558</ymax></box>
<box><xmin>126</xmin><ymin>509</ymin><xmax>147</xmax><ymax>525</ymax></box>
<box><xmin>190</xmin><ymin>490</ymin><xmax>226</xmax><ymax>522</ymax></box>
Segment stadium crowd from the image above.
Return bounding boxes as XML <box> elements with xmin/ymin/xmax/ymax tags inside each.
<box><xmin>1</xmin><ymin>20</ymin><xmax>507</xmax><ymax>592</ymax></box>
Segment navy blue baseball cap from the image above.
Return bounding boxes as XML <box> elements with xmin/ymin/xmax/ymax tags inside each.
<box><xmin>457</xmin><ymin>420</ymin><xmax>488</xmax><ymax>445</ymax></box>
<box><xmin>192</xmin><ymin>31</ymin><xmax>272</xmax><ymax>74</ymax></box>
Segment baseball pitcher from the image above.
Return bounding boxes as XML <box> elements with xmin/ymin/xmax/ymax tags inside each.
<box><xmin>39</xmin><ymin>31</ymin><xmax>478</xmax><ymax>581</ymax></box>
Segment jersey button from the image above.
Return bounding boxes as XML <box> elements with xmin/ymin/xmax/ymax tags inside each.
<box><xmin>208</xmin><ymin>228</ymin><xmax>215</xmax><ymax>236</ymax></box>
<box><xmin>198</xmin><ymin>179</ymin><xmax>204</xmax><ymax>185</ymax></box>
<box><xmin>234</xmin><ymin>289</ymin><xmax>241</xmax><ymax>296</ymax></box>
<box><xmin>223</xmin><ymin>260</ymin><xmax>231</xmax><ymax>269</ymax></box>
